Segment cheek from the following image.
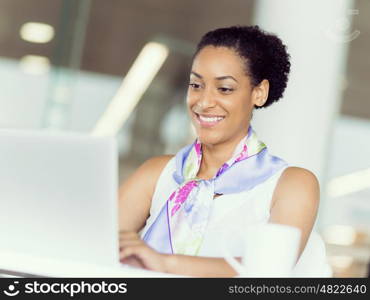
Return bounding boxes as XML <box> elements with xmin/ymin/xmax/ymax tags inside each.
<box><xmin>186</xmin><ymin>92</ymin><xmax>202</xmax><ymax>115</ymax></box>
<box><xmin>223</xmin><ymin>96</ymin><xmax>252</xmax><ymax>124</ymax></box>
<box><xmin>186</xmin><ymin>95</ymin><xmax>197</xmax><ymax>119</ymax></box>
<box><xmin>186</xmin><ymin>91</ymin><xmax>195</xmax><ymax>108</ymax></box>
<box><xmin>224</xmin><ymin>96</ymin><xmax>249</xmax><ymax>114</ymax></box>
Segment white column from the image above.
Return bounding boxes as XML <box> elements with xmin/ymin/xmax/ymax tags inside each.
<box><xmin>252</xmin><ymin>0</ymin><xmax>354</xmax><ymax>181</ymax></box>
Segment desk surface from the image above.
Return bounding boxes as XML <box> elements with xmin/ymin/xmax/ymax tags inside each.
<box><xmin>0</xmin><ymin>252</ymin><xmax>181</xmax><ymax>278</ymax></box>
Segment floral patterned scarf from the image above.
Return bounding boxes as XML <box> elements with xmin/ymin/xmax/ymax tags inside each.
<box><xmin>143</xmin><ymin>126</ymin><xmax>287</xmax><ymax>255</ymax></box>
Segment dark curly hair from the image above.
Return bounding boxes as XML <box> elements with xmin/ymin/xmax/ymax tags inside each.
<box><xmin>194</xmin><ymin>25</ymin><xmax>291</xmax><ymax>109</ymax></box>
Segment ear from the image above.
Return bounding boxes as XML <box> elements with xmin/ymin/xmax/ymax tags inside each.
<box><xmin>252</xmin><ymin>79</ymin><xmax>269</xmax><ymax>107</ymax></box>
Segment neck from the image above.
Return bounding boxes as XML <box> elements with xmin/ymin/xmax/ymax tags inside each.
<box><xmin>197</xmin><ymin>129</ymin><xmax>249</xmax><ymax>179</ymax></box>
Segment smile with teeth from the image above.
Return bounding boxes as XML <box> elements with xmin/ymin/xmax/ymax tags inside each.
<box><xmin>195</xmin><ymin>113</ymin><xmax>225</xmax><ymax>127</ymax></box>
<box><xmin>199</xmin><ymin>115</ymin><xmax>224</xmax><ymax>122</ymax></box>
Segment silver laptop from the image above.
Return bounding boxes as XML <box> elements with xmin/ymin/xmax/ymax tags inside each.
<box><xmin>0</xmin><ymin>129</ymin><xmax>120</xmax><ymax>271</ymax></box>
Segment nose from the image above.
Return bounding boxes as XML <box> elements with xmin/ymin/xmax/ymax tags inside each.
<box><xmin>196</xmin><ymin>87</ymin><xmax>216</xmax><ymax>110</ymax></box>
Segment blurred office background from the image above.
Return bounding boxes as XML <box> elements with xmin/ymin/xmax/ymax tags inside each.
<box><xmin>0</xmin><ymin>0</ymin><xmax>369</xmax><ymax>277</ymax></box>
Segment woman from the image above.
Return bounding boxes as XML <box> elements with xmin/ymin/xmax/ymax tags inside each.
<box><xmin>118</xmin><ymin>26</ymin><xmax>331</xmax><ymax>277</ymax></box>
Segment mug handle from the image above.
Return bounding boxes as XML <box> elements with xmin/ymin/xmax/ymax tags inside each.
<box><xmin>221</xmin><ymin>246</ymin><xmax>247</xmax><ymax>277</ymax></box>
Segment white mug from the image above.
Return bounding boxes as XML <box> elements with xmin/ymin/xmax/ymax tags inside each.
<box><xmin>224</xmin><ymin>223</ymin><xmax>301</xmax><ymax>277</ymax></box>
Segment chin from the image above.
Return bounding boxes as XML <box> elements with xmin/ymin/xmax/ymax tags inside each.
<box><xmin>196</xmin><ymin>130</ymin><xmax>225</xmax><ymax>146</ymax></box>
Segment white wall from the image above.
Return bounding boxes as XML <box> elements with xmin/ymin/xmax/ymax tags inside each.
<box><xmin>0</xmin><ymin>57</ymin><xmax>48</xmax><ymax>129</ymax></box>
<box><xmin>252</xmin><ymin>0</ymin><xmax>354</xmax><ymax>184</ymax></box>
<box><xmin>0</xmin><ymin>57</ymin><xmax>121</xmax><ymax>132</ymax></box>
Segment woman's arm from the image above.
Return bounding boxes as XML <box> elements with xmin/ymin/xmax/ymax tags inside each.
<box><xmin>118</xmin><ymin>155</ymin><xmax>173</xmax><ymax>232</ymax></box>
<box><xmin>268</xmin><ymin>166</ymin><xmax>320</xmax><ymax>262</ymax></box>
<box><xmin>119</xmin><ymin>231</ymin><xmax>240</xmax><ymax>277</ymax></box>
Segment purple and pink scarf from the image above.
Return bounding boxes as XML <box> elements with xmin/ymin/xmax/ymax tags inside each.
<box><xmin>143</xmin><ymin>126</ymin><xmax>287</xmax><ymax>255</ymax></box>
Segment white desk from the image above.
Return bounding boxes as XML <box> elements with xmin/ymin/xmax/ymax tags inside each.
<box><xmin>0</xmin><ymin>252</ymin><xmax>181</xmax><ymax>278</ymax></box>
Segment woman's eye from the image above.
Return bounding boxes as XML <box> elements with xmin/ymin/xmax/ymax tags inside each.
<box><xmin>189</xmin><ymin>83</ymin><xmax>201</xmax><ymax>89</ymax></box>
<box><xmin>218</xmin><ymin>87</ymin><xmax>234</xmax><ymax>93</ymax></box>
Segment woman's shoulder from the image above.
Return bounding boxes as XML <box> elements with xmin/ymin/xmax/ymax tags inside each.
<box><xmin>279</xmin><ymin>167</ymin><xmax>319</xmax><ymax>188</ymax></box>
<box><xmin>119</xmin><ymin>155</ymin><xmax>174</xmax><ymax>207</ymax></box>
<box><xmin>140</xmin><ymin>155</ymin><xmax>174</xmax><ymax>173</ymax></box>
<box><xmin>137</xmin><ymin>155</ymin><xmax>174</xmax><ymax>182</ymax></box>
<box><xmin>139</xmin><ymin>155</ymin><xmax>175</xmax><ymax>189</ymax></box>
<box><xmin>271</xmin><ymin>166</ymin><xmax>320</xmax><ymax>210</ymax></box>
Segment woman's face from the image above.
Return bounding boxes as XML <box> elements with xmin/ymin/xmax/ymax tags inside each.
<box><xmin>187</xmin><ymin>46</ymin><xmax>259</xmax><ymax>146</ymax></box>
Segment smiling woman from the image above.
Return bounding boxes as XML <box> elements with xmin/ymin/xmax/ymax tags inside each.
<box><xmin>187</xmin><ymin>46</ymin><xmax>267</xmax><ymax>155</ymax></box>
<box><xmin>118</xmin><ymin>26</ymin><xmax>332</xmax><ymax>277</ymax></box>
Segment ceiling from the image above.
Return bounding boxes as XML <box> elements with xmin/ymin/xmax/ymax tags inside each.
<box><xmin>0</xmin><ymin>0</ymin><xmax>368</xmax><ymax>119</ymax></box>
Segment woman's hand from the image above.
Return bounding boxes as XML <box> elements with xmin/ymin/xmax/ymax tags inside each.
<box><xmin>119</xmin><ymin>231</ymin><xmax>168</xmax><ymax>273</ymax></box>
<box><xmin>119</xmin><ymin>231</ymin><xmax>239</xmax><ymax>277</ymax></box>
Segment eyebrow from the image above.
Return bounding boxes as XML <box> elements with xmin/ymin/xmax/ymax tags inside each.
<box><xmin>190</xmin><ymin>71</ymin><xmax>238</xmax><ymax>83</ymax></box>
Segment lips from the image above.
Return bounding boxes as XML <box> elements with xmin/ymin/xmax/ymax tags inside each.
<box><xmin>193</xmin><ymin>112</ymin><xmax>225</xmax><ymax>128</ymax></box>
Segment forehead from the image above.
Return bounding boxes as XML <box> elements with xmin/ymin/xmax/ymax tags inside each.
<box><xmin>191</xmin><ymin>46</ymin><xmax>246</xmax><ymax>77</ymax></box>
